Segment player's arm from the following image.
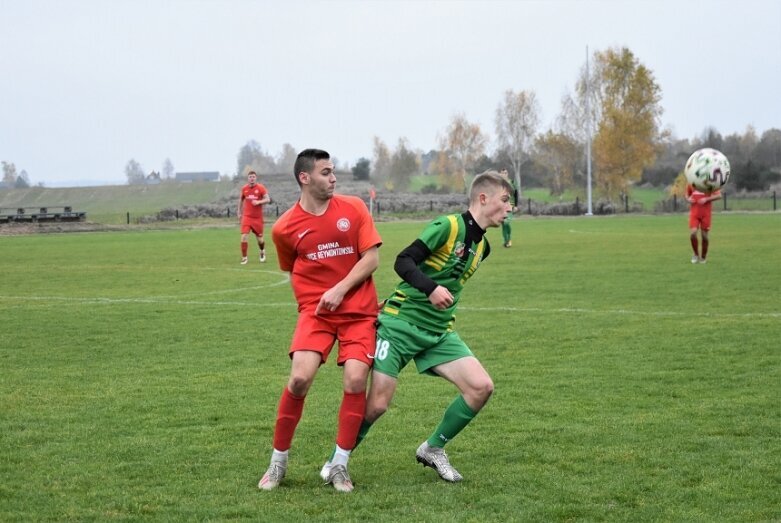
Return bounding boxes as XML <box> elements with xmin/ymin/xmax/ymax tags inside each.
<box><xmin>256</xmin><ymin>193</ymin><xmax>271</xmax><ymax>206</ymax></box>
<box><xmin>253</xmin><ymin>190</ymin><xmax>271</xmax><ymax>206</ymax></box>
<box><xmin>271</xmin><ymin>221</ymin><xmax>294</xmax><ymax>272</ymax></box>
<box><xmin>705</xmin><ymin>190</ymin><xmax>722</xmax><ymax>203</ymax></box>
<box><xmin>315</xmin><ymin>245</ymin><xmax>380</xmax><ymax>314</ymax></box>
<box><xmin>395</xmin><ymin>239</ymin><xmax>453</xmax><ymax>310</ymax></box>
<box><xmin>237</xmin><ymin>192</ymin><xmax>244</xmax><ymax>218</ymax></box>
<box><xmin>685</xmin><ymin>185</ymin><xmax>695</xmax><ymax>204</ymax></box>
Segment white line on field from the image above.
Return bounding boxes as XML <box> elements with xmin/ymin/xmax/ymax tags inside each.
<box><xmin>0</xmin><ymin>295</ymin><xmax>294</xmax><ymax>307</ymax></box>
<box><xmin>1</xmin><ymin>296</ymin><xmax>778</xmax><ymax>319</ymax></box>
<box><xmin>156</xmin><ymin>271</ymin><xmax>290</xmax><ymax>298</ymax></box>
<box><xmin>460</xmin><ymin>306</ymin><xmax>781</xmax><ymax>319</ymax></box>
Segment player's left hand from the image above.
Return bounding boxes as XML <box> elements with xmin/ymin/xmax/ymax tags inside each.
<box><xmin>315</xmin><ymin>287</ymin><xmax>345</xmax><ymax>315</ymax></box>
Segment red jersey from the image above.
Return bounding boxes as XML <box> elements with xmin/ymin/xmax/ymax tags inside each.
<box><xmin>272</xmin><ymin>195</ymin><xmax>382</xmax><ymax>315</ymax></box>
<box><xmin>240</xmin><ymin>183</ymin><xmax>268</xmax><ymax>220</ymax></box>
<box><xmin>686</xmin><ymin>185</ymin><xmax>720</xmax><ymax>213</ymax></box>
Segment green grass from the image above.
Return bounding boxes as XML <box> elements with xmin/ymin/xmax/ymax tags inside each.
<box><xmin>0</xmin><ymin>181</ymin><xmax>238</xmax><ymax>224</ymax></box>
<box><xmin>1</xmin><ymin>214</ymin><xmax>779</xmax><ymax>521</ymax></box>
<box><xmin>2</xmin><ymin>182</ymin><xmax>777</xmax><ymax>227</ymax></box>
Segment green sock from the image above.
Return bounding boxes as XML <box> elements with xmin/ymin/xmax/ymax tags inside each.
<box><xmin>354</xmin><ymin>419</ymin><xmax>374</xmax><ymax>450</ymax></box>
<box><xmin>329</xmin><ymin>419</ymin><xmax>374</xmax><ymax>462</ymax></box>
<box><xmin>426</xmin><ymin>395</ymin><xmax>477</xmax><ymax>448</ymax></box>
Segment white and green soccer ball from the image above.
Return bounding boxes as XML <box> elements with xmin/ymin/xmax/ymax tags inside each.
<box><xmin>684</xmin><ymin>148</ymin><xmax>731</xmax><ymax>192</ymax></box>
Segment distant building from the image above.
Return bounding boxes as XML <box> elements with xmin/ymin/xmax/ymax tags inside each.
<box><xmin>175</xmin><ymin>171</ymin><xmax>220</xmax><ymax>182</ymax></box>
<box><xmin>146</xmin><ymin>171</ymin><xmax>162</xmax><ymax>185</ymax></box>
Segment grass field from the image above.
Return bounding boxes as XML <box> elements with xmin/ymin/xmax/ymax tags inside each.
<box><xmin>1</xmin><ymin>214</ymin><xmax>779</xmax><ymax>521</ymax></box>
<box><xmin>0</xmin><ymin>182</ymin><xmax>237</xmax><ymax>224</ymax></box>
<box><xmin>3</xmin><ymin>182</ymin><xmax>778</xmax><ymax>227</ymax></box>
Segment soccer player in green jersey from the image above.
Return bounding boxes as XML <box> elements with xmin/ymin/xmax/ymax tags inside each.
<box><xmin>321</xmin><ymin>170</ymin><xmax>513</xmax><ymax>484</ymax></box>
<box><xmin>499</xmin><ymin>168</ymin><xmax>517</xmax><ymax>247</ymax></box>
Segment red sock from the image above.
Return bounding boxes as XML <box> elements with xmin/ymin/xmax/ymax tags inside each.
<box><xmin>690</xmin><ymin>236</ymin><xmax>699</xmax><ymax>256</ymax></box>
<box><xmin>241</xmin><ymin>241</ymin><xmax>248</xmax><ymax>257</ymax></box>
<box><xmin>273</xmin><ymin>388</ymin><xmax>305</xmax><ymax>451</ymax></box>
<box><xmin>336</xmin><ymin>391</ymin><xmax>366</xmax><ymax>450</ymax></box>
<box><xmin>701</xmin><ymin>238</ymin><xmax>709</xmax><ymax>259</ymax></box>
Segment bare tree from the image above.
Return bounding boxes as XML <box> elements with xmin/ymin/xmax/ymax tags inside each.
<box><xmin>236</xmin><ymin>140</ymin><xmax>275</xmax><ymax>176</ymax></box>
<box><xmin>440</xmin><ymin>113</ymin><xmax>487</xmax><ymax>190</ymax></box>
<box><xmin>372</xmin><ymin>136</ymin><xmax>391</xmax><ymax>188</ymax></box>
<box><xmin>535</xmin><ymin>131</ymin><xmax>579</xmax><ymax>196</ymax></box>
<box><xmin>16</xmin><ymin>169</ymin><xmax>30</xmax><ymax>188</ymax></box>
<box><xmin>495</xmin><ymin>90</ymin><xmax>541</xmax><ymax>199</ymax></box>
<box><xmin>125</xmin><ymin>159</ymin><xmax>145</xmax><ymax>185</ymax></box>
<box><xmin>2</xmin><ymin>161</ymin><xmax>17</xmax><ymax>186</ymax></box>
<box><xmin>388</xmin><ymin>138</ymin><xmax>419</xmax><ymax>191</ymax></box>
<box><xmin>162</xmin><ymin>158</ymin><xmax>175</xmax><ymax>180</ymax></box>
<box><xmin>276</xmin><ymin>143</ymin><xmax>298</xmax><ymax>175</ymax></box>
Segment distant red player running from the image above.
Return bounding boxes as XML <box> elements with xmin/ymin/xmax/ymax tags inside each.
<box><xmin>686</xmin><ymin>184</ymin><xmax>722</xmax><ymax>264</ymax></box>
<box><xmin>237</xmin><ymin>171</ymin><xmax>271</xmax><ymax>264</ymax></box>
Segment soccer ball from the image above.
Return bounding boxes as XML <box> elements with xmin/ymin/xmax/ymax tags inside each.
<box><xmin>684</xmin><ymin>148</ymin><xmax>731</xmax><ymax>192</ymax></box>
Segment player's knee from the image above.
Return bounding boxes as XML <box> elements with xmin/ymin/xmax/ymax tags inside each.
<box><xmin>287</xmin><ymin>374</ymin><xmax>314</xmax><ymax>396</ymax></box>
<box><xmin>469</xmin><ymin>378</ymin><xmax>494</xmax><ymax>406</ymax></box>
<box><xmin>480</xmin><ymin>378</ymin><xmax>495</xmax><ymax>401</ymax></box>
<box><xmin>365</xmin><ymin>400</ymin><xmax>388</xmax><ymax>422</ymax></box>
<box><xmin>343</xmin><ymin>376</ymin><xmax>367</xmax><ymax>394</ymax></box>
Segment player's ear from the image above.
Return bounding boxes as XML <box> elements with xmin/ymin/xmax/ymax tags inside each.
<box><xmin>298</xmin><ymin>171</ymin><xmax>309</xmax><ymax>185</ymax></box>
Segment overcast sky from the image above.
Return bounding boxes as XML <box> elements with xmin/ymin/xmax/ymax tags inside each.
<box><xmin>2</xmin><ymin>0</ymin><xmax>780</xmax><ymax>187</ymax></box>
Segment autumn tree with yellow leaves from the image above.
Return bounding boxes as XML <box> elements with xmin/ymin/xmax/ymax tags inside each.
<box><xmin>591</xmin><ymin>47</ymin><xmax>664</xmax><ymax>199</ymax></box>
<box><xmin>558</xmin><ymin>46</ymin><xmax>665</xmax><ymax>200</ymax></box>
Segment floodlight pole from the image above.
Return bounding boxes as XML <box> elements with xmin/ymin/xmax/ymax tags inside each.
<box><xmin>585</xmin><ymin>45</ymin><xmax>594</xmax><ymax>216</ymax></box>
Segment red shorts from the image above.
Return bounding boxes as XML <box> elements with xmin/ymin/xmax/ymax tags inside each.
<box><xmin>689</xmin><ymin>208</ymin><xmax>712</xmax><ymax>231</ymax></box>
<box><xmin>241</xmin><ymin>217</ymin><xmax>264</xmax><ymax>235</ymax></box>
<box><xmin>289</xmin><ymin>311</ymin><xmax>376</xmax><ymax>366</ymax></box>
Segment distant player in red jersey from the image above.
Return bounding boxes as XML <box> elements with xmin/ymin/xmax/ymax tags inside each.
<box><xmin>686</xmin><ymin>184</ymin><xmax>722</xmax><ymax>264</ymax></box>
<box><xmin>237</xmin><ymin>171</ymin><xmax>271</xmax><ymax>264</ymax></box>
<box><xmin>258</xmin><ymin>149</ymin><xmax>381</xmax><ymax>493</ymax></box>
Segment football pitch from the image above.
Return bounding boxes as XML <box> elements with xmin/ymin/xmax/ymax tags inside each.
<box><xmin>1</xmin><ymin>213</ymin><xmax>779</xmax><ymax>522</ymax></box>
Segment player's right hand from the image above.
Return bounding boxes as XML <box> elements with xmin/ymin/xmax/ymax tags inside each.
<box><xmin>428</xmin><ymin>286</ymin><xmax>454</xmax><ymax>310</ymax></box>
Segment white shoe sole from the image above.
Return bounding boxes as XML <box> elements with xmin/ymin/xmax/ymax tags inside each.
<box><xmin>319</xmin><ymin>461</ymin><xmax>332</xmax><ymax>481</ymax></box>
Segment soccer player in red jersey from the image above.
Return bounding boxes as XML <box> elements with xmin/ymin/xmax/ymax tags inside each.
<box><xmin>237</xmin><ymin>171</ymin><xmax>271</xmax><ymax>264</ymax></box>
<box><xmin>686</xmin><ymin>184</ymin><xmax>722</xmax><ymax>264</ymax></box>
<box><xmin>258</xmin><ymin>149</ymin><xmax>381</xmax><ymax>493</ymax></box>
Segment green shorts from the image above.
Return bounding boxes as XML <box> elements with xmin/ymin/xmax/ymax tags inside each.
<box><xmin>373</xmin><ymin>313</ymin><xmax>473</xmax><ymax>378</ymax></box>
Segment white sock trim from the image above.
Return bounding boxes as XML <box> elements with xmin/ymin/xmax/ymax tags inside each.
<box><xmin>331</xmin><ymin>445</ymin><xmax>351</xmax><ymax>467</ymax></box>
<box><xmin>271</xmin><ymin>449</ymin><xmax>289</xmax><ymax>463</ymax></box>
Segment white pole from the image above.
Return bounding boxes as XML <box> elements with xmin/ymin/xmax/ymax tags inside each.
<box><xmin>585</xmin><ymin>45</ymin><xmax>594</xmax><ymax>216</ymax></box>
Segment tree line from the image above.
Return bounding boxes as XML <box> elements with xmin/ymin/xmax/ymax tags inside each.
<box><xmin>1</xmin><ymin>161</ymin><xmax>34</xmax><ymax>189</ymax></box>
<box><xmin>7</xmin><ymin>46</ymin><xmax>777</xmax><ymax>195</ymax></box>
<box><xmin>229</xmin><ymin>46</ymin><xmax>780</xmax><ymax>197</ymax></box>
<box><xmin>364</xmin><ymin>47</ymin><xmax>780</xmax><ymax>198</ymax></box>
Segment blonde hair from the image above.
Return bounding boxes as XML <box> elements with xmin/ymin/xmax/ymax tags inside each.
<box><xmin>469</xmin><ymin>170</ymin><xmax>513</xmax><ymax>203</ymax></box>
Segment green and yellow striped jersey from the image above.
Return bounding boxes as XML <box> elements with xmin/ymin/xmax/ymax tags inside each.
<box><xmin>381</xmin><ymin>212</ymin><xmax>489</xmax><ymax>333</ymax></box>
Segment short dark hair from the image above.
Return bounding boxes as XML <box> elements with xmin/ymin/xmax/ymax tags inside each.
<box><xmin>247</xmin><ymin>171</ymin><xmax>257</xmax><ymax>177</ymax></box>
<box><xmin>293</xmin><ymin>149</ymin><xmax>330</xmax><ymax>186</ymax></box>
